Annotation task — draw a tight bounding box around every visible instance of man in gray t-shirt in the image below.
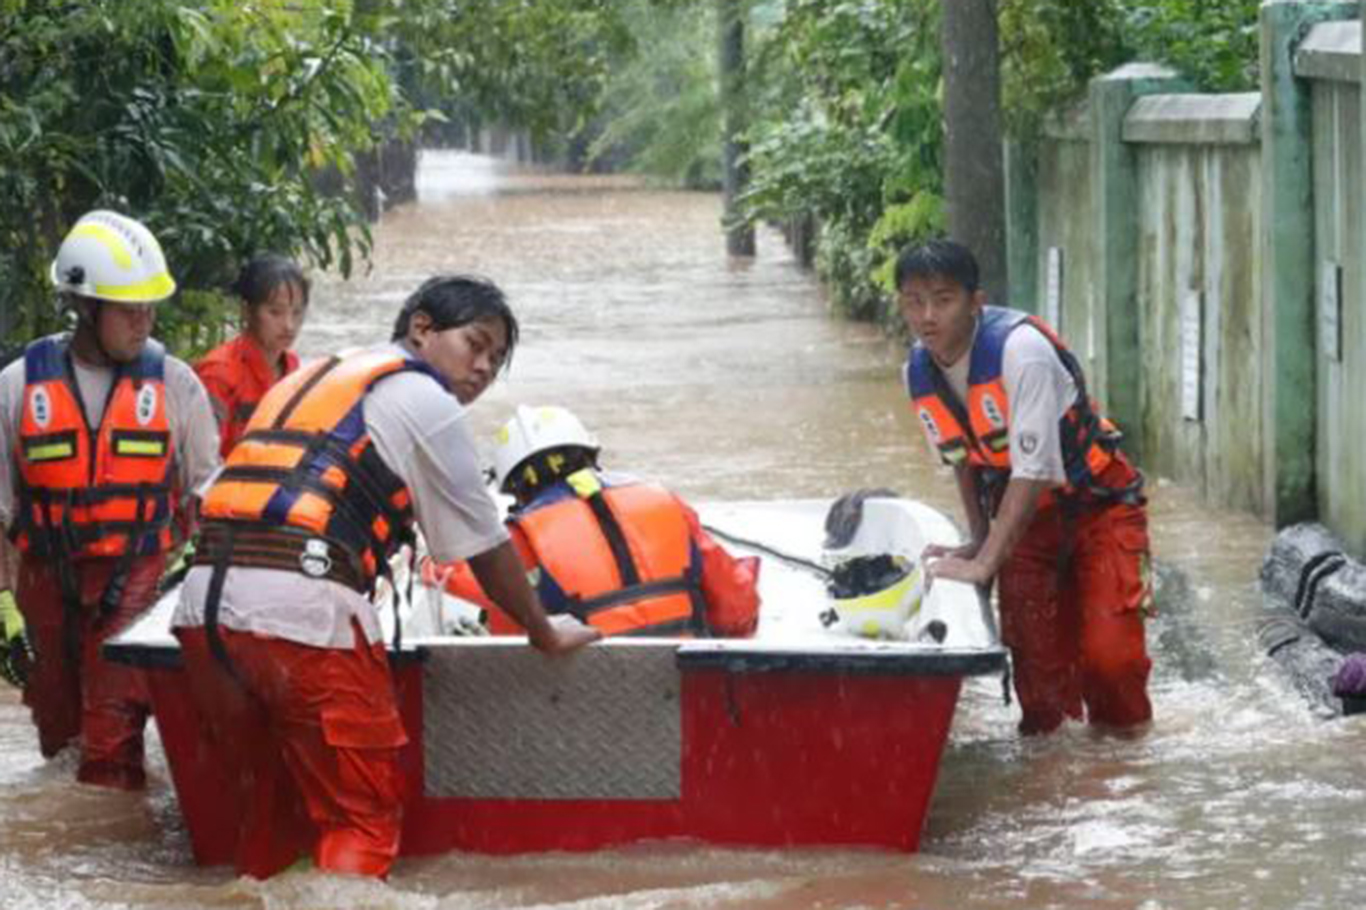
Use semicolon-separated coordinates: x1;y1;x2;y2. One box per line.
899;239;1153;737
172;275;598;880
0;210;220;790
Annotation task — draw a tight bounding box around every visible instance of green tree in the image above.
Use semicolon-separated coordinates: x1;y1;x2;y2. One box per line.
0;0;397;353
740;0;943;320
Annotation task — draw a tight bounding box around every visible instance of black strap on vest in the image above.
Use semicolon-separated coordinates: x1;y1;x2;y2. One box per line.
584;491;641;586
271;355;341;428
202;524;239;678
96;481;148;623
557;488;709;636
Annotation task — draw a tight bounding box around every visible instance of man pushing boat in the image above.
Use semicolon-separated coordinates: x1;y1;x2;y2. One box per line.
171;275;599;879
898;239;1153;735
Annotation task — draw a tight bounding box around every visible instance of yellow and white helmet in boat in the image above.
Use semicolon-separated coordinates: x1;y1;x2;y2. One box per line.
50;210;177;304
822;555;925;641
492;405;600;493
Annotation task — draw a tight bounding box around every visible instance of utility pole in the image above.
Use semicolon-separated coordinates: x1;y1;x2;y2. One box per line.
941;0;1007;301
718;0;755;256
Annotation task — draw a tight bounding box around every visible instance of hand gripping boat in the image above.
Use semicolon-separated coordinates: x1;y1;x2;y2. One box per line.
105;497;1006;861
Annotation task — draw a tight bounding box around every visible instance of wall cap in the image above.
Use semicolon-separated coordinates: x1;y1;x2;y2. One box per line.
1123;93;1262;146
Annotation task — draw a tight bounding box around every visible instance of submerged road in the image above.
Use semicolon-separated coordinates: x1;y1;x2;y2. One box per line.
2;151;1355;910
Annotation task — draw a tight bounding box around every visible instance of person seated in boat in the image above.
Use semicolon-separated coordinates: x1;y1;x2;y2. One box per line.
170;276;600;880
898;239;1153;736
195;254;310;457
429;404;760;638
0;210;221;789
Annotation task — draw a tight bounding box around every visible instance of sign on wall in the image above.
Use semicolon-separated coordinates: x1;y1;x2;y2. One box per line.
1321;260;1343;363
1181;290;1203;422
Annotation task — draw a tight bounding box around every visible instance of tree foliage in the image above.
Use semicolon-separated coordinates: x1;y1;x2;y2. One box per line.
0;0;405;351
738;0;943;320
583;0;721;188
0;0;634;353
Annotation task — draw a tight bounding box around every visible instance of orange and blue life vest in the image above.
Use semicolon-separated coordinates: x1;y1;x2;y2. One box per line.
906;307;1134;501
12;334;176;559
198;349;443;592
511;472;710;637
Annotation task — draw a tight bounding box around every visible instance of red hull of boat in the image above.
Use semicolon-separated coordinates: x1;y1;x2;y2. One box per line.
147;661;964;863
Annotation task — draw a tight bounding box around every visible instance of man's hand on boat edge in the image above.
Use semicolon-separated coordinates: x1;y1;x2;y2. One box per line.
531;613;602;655
922;541;992;590
468;540;602;654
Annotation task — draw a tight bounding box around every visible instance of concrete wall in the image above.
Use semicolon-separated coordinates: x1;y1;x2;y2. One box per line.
1033;128;1100;390
1305;30;1366;550
1129;101;1264;513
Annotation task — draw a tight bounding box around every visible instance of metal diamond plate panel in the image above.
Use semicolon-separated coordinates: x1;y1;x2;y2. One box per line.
422;643;682;800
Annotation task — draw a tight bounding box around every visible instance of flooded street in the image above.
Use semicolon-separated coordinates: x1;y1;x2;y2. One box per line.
3;151;1361;910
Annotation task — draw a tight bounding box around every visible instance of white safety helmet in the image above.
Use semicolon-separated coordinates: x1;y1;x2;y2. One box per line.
821;555;925;641
492;405;600;493
49;210;176;304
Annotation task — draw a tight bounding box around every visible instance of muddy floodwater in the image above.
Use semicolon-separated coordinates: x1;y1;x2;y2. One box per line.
3;152;1359;910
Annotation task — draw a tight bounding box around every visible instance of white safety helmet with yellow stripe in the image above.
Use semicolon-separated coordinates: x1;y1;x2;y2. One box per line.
821;554;926;641
49;210;177;304
492;405;601;494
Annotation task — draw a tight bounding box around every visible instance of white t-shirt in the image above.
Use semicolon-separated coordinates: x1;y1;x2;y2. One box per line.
0;334;222;528
171;345;509;648
915;321;1077;486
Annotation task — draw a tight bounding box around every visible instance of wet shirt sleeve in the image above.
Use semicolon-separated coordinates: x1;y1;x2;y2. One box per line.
166;357;223;497
1001;325;1075;485
0;360;24;531
363;370;508;564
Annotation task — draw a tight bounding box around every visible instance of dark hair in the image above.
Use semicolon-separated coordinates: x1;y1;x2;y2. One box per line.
232;254;310;308
893;239;980;294
391;274;519;370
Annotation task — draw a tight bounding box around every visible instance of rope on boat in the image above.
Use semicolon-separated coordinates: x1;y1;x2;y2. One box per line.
701;523;833;579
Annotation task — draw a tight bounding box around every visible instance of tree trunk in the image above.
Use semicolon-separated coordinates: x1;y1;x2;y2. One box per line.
941;0;1007;302
718;0;755;257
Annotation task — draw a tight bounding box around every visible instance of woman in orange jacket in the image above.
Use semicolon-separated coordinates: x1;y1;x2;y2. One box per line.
195;255;309;457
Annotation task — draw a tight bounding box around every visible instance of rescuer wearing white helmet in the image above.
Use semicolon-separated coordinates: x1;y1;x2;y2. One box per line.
0;210;221;790
431;403;763;638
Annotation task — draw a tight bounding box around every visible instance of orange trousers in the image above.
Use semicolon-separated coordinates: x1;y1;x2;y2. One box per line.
18;553;163;789
174;623;408;879
996;498;1153;735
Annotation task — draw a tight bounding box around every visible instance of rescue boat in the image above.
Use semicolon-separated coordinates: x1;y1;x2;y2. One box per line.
105;497;1006;862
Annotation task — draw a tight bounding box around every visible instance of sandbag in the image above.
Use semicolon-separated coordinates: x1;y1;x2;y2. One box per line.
1305;559;1366;653
1259;523;1345;615
1257;615;1348;719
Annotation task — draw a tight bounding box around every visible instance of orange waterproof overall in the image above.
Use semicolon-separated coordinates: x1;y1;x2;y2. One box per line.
12;335;177;788
178;350;440;878
908;307;1153;734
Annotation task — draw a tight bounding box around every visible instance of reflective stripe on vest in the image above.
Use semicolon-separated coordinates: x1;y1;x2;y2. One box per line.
13;335;175;559
905;307;1124;496
513;475;708;637
199;349;440;588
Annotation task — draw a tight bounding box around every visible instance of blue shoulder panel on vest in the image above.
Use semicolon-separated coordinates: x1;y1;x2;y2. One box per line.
128;339;166;381
905;346;936;397
24;335;68;384
966;307;1029;385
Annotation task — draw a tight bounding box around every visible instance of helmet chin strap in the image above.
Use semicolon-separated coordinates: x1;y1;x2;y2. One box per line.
72;300;128;367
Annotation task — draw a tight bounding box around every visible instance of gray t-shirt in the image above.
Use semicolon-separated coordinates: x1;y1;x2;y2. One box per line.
923;321;1076;486
172;344;508;648
0;333;222;529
